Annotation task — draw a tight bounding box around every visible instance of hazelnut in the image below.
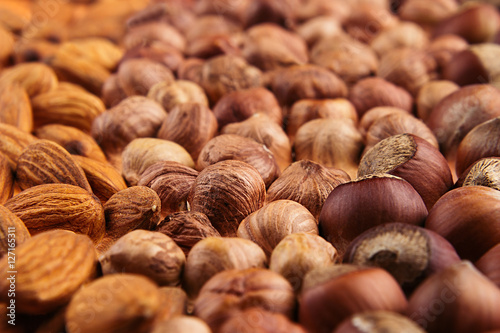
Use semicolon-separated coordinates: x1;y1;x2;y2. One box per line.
270;233;338;294
100;230;185;286
221;113;292;171
147;80;209;113
344;222;460;294
157;103;218;161
101;73;127;108
398;0;458;27
153;287;188;323
407;261;500;333
425;185;500;261
237;200;318;257
427;34;469;71
117;58;175;97
416;80;459;122
121;138;194;186
456;157;500;191
334;311;426;333
266;160;350;220
212;87;283;129
123;21;186;52
296;15;343;48
122;41;184;73
293;118;363;179
183;237;267;298
137;161;198;218
358;133;453;210
348;77;413;118
358;107;411;138
319;174;428;256
151;316;211;333
197;134;281;187
299;265;408;333
370;21;429;57
188;160;266;237
343;4;397;43
155;211;220;256
475;243;500;289
193;268;295;332
219;308;307;333
126;2;195;33
455;117;500;176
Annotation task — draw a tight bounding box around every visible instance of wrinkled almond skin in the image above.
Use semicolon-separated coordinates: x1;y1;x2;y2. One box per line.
0;123;37;170
0;230;96;314
31;86;106;133
16;140;92;192
0;62;58;97
72;155;127;204
65;274;161;333
34;124;107;163
0;84;33;132
0;205;30;258
4;184;105;243
97;186;161;253
0;154;14;204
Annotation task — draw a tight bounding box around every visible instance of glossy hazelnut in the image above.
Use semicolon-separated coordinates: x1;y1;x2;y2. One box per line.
455;157;500;191
319;174;428;256
416;80;459;122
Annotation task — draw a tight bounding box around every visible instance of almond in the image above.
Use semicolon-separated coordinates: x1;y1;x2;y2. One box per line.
4;183;105;243
0;205;30;258
16;140;92;192
0;123;37;170
0;229;96;314
31;85;105;133
0;62;58;98
0;153;14;204
0;84;33;132
65;274;161;333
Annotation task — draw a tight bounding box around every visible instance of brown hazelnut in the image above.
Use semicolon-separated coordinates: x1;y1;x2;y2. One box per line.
425;185;500;261
121;41;184;73
219;308;307;333
455;117;500;176
319;174;428;256
378;47;437;97
293;118;363;179
196;134;280;187
100;230;185;286
266;160;350;220
296;15;343;48
121;138;194;186
126;1;195;33
101;73;127;108
287;98;358;143
147;80;208;113
475;243;500;289
407;261;500;333
334;311;426;333
343;4;397;43
270;233;338;294
310;33;378;85
193;268;295;332
221;113;292;171
157;103;218;161
299;265;408;333
242;23;308;71
348;77;413;118
183;237;267;298
266;64;348;108
155;211;220;256
358;133;453;210
184;15;241;45
343;222;460;294
153;287;188;323
456;157;500;191
177;57;204;82
433;3;500;43
370;21;429;57
416;80;459;122
137;161;198;218
188;160;266;237
212;87;283;129
237;200;318;257
427;34;469;71
151;316;211;333
358;107;410;137
117;58;175;97
398;0;458;27
123;21;186;52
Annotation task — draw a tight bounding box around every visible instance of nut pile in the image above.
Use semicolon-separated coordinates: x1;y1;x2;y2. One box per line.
1;0;500;332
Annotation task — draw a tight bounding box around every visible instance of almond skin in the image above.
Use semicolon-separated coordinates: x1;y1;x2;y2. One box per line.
0;123;37;170
4;183;105;243
0;229;97;314
0;84;33;132
0;153;14;204
16;139;92;192
0;205;30;258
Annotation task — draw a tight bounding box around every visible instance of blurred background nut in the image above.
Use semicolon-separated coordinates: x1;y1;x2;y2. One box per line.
121;41;185;74
266;160;350;220
4;183;105;243
188;160;266;237
0;62;58;98
0;84;33;133
426;34;469;73
0;230;97;315
269;233;338;294
475;243;500;289
97;186;161;253
147;80;209;113
153;287;188;324
295;15;343;48
193;268;296;332
333;311;426;333
397;0;458;28
117;58;175;97
293;118;363;179
151;315;211;333
212;87;283;129
100;229;185;286
137;161;198;218
157;103;218;161
219;308;307;333
370;21;429;57
183;237;267;299
65;274;161;333
123;21;186;52
155;211;220;256
237;200;319;257
416;80;460;122
0;205;30;258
